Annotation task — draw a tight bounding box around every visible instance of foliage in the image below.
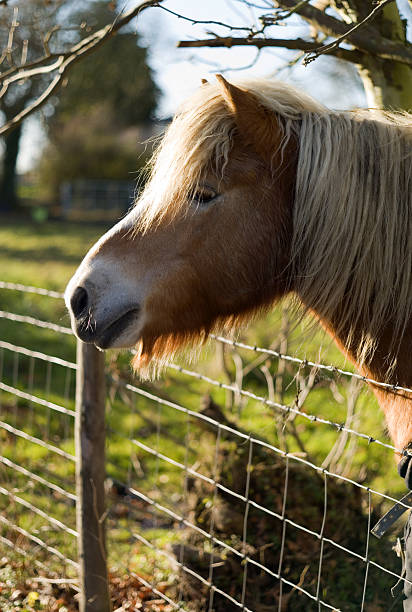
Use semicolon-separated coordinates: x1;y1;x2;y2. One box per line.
176;428;400;611
36;104;150;200
35;2;158;200
53;1;158;127
0;0;158;209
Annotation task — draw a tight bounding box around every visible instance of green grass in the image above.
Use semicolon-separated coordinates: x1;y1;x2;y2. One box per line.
0;216;109;289
0;215;406;610
0;217;107;588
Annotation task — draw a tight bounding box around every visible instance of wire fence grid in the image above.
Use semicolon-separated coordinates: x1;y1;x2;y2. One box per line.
0;283;78;589
0;281;411;611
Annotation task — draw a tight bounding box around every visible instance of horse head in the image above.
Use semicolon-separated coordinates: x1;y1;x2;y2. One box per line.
65;76;303;372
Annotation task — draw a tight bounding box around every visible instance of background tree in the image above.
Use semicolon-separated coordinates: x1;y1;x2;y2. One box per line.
0;0;159;211
177;0;412;112
53;1;158;127
1;0;410;125
37;1;158;199
36;105;154;202
0;0;70;210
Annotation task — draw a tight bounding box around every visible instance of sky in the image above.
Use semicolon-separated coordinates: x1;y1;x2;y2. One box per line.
17;0;412;172
136;0;367;117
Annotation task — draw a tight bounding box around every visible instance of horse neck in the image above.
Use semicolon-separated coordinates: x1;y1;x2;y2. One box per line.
307;306;412;451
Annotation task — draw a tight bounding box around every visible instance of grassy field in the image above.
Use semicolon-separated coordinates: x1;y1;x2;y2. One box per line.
0;215;407;610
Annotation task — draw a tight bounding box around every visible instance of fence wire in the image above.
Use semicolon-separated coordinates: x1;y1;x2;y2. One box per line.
110;324;412;608
0;284;77;583
1;282;411;611
107;372;410;611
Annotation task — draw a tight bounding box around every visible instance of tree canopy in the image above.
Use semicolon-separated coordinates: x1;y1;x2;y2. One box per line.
55;32;157;126
53;1;158;126
0;0;158;209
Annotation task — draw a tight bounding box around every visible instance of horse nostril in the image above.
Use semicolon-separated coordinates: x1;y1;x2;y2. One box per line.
70;286;88;319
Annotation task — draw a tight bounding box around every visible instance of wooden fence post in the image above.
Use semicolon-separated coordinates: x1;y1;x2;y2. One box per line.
75;341;111;612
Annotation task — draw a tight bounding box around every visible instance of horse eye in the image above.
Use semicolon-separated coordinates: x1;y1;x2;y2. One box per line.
191;187;217;206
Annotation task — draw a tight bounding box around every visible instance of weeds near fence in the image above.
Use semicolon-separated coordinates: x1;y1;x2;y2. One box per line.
0;281;410;611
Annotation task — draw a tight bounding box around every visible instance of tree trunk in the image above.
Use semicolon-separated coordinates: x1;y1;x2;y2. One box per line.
0;124;22;212
358;3;412;111
333;1;412;111
357;57;412;111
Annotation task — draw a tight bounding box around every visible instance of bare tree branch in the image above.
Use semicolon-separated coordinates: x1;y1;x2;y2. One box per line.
178;36;364;64
303;0;396;64
177;0;412;70
274;0;412;65
0;0;163;135
0;47;73;84
275;0;377;38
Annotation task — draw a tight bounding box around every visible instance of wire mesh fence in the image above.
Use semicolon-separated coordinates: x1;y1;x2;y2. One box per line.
0;282;78;594
0;281;411;611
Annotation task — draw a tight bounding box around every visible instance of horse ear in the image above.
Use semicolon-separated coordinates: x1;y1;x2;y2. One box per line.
215;74;283;162
215;74;242;113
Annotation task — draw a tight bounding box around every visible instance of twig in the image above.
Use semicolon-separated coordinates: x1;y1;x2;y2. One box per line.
260;0;313;25
275;307;290;403
158;4;258;32
303;0;396;64
274;0;412;65
219;47;262;72
30;577;79;585
20;38;28;67
217;342;235;411
232;350;244;413
261;362;289;451
43;24;60;57
0;0;163;135
5;6;19;68
294;365;319;410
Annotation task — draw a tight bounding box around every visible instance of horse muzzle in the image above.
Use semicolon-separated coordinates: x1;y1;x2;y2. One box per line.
66;278;142;349
65;216;147;349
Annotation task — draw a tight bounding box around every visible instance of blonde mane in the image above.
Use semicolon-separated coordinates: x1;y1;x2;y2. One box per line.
135;78;322;232
294;107;412;366
135;78;412;369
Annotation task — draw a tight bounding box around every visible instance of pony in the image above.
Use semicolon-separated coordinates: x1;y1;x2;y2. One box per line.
65;75;412;486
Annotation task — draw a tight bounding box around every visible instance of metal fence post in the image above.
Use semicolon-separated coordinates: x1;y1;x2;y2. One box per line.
75;341;111;612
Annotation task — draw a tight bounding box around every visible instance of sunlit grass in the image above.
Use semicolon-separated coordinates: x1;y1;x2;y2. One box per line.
0;216;405;610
